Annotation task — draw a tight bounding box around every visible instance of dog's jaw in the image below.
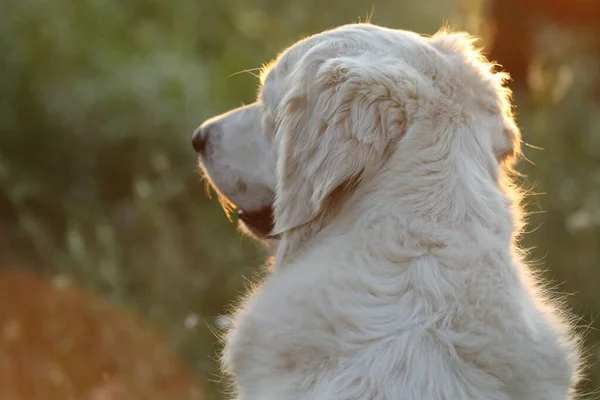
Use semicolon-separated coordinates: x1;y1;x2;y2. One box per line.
237;206;277;240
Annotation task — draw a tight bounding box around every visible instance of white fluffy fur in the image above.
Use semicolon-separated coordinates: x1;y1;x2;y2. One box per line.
198;24;581;399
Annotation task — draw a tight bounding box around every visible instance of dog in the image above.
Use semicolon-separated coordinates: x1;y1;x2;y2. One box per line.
193;23;581;400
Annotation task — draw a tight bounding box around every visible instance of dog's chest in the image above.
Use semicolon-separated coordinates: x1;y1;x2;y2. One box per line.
223;257;578;400
222;267;371;394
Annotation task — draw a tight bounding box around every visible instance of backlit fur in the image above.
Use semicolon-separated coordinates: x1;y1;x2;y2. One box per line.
198;24;581;400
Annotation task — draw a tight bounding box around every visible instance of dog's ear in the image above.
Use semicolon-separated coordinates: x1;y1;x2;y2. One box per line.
429;31;522;165
272;56;416;234
496;110;521;166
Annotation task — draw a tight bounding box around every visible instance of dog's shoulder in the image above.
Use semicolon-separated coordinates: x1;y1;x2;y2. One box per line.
224;225;577;399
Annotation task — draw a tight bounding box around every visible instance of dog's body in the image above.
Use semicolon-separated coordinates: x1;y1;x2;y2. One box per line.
194;24;580;399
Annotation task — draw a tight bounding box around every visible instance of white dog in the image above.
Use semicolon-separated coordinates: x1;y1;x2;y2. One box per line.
193;24;581;400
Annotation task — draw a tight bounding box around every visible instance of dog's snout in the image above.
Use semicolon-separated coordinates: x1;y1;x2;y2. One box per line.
192;126;209;153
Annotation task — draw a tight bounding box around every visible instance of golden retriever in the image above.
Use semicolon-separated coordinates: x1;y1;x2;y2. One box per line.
193;23;581;400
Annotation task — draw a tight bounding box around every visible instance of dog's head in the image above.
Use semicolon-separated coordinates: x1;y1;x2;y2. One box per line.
194;24;520;252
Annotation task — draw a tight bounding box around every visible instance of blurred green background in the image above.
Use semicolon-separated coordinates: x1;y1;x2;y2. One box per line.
0;0;598;399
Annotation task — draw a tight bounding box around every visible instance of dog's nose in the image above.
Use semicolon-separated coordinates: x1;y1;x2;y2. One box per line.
192;126;208;153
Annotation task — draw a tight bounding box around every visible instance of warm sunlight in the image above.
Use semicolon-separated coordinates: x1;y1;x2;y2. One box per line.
1;0;598;398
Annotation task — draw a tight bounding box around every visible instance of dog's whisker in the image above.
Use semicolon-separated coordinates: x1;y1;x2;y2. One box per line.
217;193;236;222
204;179;213;199
227;67;262;79
523;141;545;151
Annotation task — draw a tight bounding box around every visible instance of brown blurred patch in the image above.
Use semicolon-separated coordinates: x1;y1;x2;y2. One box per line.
486;0;600;89
0;270;205;400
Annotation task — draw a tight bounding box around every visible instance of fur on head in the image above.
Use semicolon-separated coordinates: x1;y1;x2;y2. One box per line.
195;24;522;262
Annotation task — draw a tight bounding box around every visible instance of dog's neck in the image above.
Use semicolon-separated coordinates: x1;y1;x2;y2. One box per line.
273;211;333;267
273;137;520;269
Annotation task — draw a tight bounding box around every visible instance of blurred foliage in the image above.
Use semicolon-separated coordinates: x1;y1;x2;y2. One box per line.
0;0;598;398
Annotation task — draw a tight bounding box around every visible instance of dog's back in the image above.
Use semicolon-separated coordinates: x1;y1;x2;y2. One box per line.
195;23;581;399
223;215;579;400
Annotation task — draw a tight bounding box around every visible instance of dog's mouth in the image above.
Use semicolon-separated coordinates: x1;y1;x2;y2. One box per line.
237;206;277;239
